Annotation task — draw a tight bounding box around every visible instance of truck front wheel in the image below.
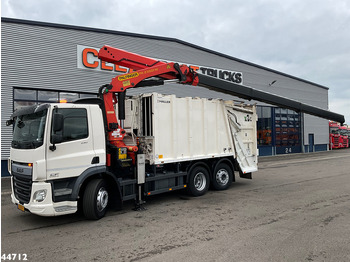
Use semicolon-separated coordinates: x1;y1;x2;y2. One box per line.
187;166;210;197
83;179;109;220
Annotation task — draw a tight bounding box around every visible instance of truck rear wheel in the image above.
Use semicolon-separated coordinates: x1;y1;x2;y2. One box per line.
187;166;210;197
83;179;109;220
212;163;233;190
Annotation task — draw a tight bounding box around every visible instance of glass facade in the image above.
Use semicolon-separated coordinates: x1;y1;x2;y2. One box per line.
257;106;272;146
13;87;97;111
274;108;301;147
257;106;302;155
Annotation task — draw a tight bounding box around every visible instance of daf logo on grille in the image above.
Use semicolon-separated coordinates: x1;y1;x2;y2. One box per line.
16;167;24;173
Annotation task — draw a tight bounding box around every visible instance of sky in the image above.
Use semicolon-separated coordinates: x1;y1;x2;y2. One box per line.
2;0;350;123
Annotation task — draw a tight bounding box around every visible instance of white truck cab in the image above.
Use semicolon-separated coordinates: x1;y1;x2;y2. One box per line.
9;102;105;216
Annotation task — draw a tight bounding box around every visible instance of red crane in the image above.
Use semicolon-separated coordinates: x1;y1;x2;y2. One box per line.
98;45;199;165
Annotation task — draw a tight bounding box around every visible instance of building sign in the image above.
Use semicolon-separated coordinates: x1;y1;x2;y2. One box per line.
77;45;243;84
77;45;133;74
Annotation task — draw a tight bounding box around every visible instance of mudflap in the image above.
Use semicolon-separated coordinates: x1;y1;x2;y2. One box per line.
239;172;252;179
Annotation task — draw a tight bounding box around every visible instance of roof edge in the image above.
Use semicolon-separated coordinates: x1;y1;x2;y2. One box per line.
1;17;329;90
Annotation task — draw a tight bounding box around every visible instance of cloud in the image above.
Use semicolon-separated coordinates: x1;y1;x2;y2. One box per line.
2;0;350;123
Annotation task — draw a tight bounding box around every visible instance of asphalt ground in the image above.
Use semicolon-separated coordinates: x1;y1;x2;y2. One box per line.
1;148;350;261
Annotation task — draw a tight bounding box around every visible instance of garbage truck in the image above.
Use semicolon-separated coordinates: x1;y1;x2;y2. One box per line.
6;45;345;219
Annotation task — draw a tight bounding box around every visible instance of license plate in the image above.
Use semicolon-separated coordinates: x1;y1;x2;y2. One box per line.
17;204;25;212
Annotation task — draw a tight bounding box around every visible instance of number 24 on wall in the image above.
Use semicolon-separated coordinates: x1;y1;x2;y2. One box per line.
285;148;292;153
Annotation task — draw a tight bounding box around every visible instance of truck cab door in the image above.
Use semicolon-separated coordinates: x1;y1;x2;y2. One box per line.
46;106;96;180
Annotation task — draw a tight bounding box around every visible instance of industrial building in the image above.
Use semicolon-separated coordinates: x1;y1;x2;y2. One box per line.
1;18;331;176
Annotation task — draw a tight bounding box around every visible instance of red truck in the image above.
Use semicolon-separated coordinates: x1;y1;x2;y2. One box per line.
339;125;349;148
329;121;349;149
329;121;341;149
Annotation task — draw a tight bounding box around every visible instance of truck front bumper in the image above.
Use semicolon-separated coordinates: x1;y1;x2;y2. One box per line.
11;181;77;217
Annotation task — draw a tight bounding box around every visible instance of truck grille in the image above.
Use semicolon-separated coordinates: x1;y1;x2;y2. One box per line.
334;137;339;146
12;172;33;204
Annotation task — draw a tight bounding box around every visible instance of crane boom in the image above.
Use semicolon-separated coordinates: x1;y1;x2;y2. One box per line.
197;74;345;124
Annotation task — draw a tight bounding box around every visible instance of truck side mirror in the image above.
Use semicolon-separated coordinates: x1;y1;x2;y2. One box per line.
50;113;64;151
6;119;14;126
52;113;64;132
51;134;63;144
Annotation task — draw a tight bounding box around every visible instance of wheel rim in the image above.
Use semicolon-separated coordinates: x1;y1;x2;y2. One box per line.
194;172;206;191
216;169;229;186
96;187;108;212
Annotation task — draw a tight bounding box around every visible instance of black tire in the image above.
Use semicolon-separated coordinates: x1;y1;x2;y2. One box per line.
187;166;210;197
83;179;109;220
212;163;233;190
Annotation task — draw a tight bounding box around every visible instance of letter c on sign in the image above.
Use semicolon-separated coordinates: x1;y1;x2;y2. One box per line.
82;48;98;68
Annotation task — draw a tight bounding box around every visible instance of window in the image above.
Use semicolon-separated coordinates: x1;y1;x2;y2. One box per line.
258;106;301;149
80;93;97;98
14;89;37;110
60;92;79;102
14;89;37;100
257;106;272;146
14;101;37;111
274;107;301;147
38;90;58;102
53;108;88;142
12;109;48;149
13;88;97;111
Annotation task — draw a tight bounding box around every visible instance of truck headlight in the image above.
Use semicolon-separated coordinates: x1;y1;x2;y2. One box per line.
33;189;47;202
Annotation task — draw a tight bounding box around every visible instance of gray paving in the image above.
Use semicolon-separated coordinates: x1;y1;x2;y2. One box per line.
2;149;350;261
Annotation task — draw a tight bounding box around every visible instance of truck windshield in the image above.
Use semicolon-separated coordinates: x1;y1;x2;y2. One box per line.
339;129;348;136
330;127;339;134
12;109;48;149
